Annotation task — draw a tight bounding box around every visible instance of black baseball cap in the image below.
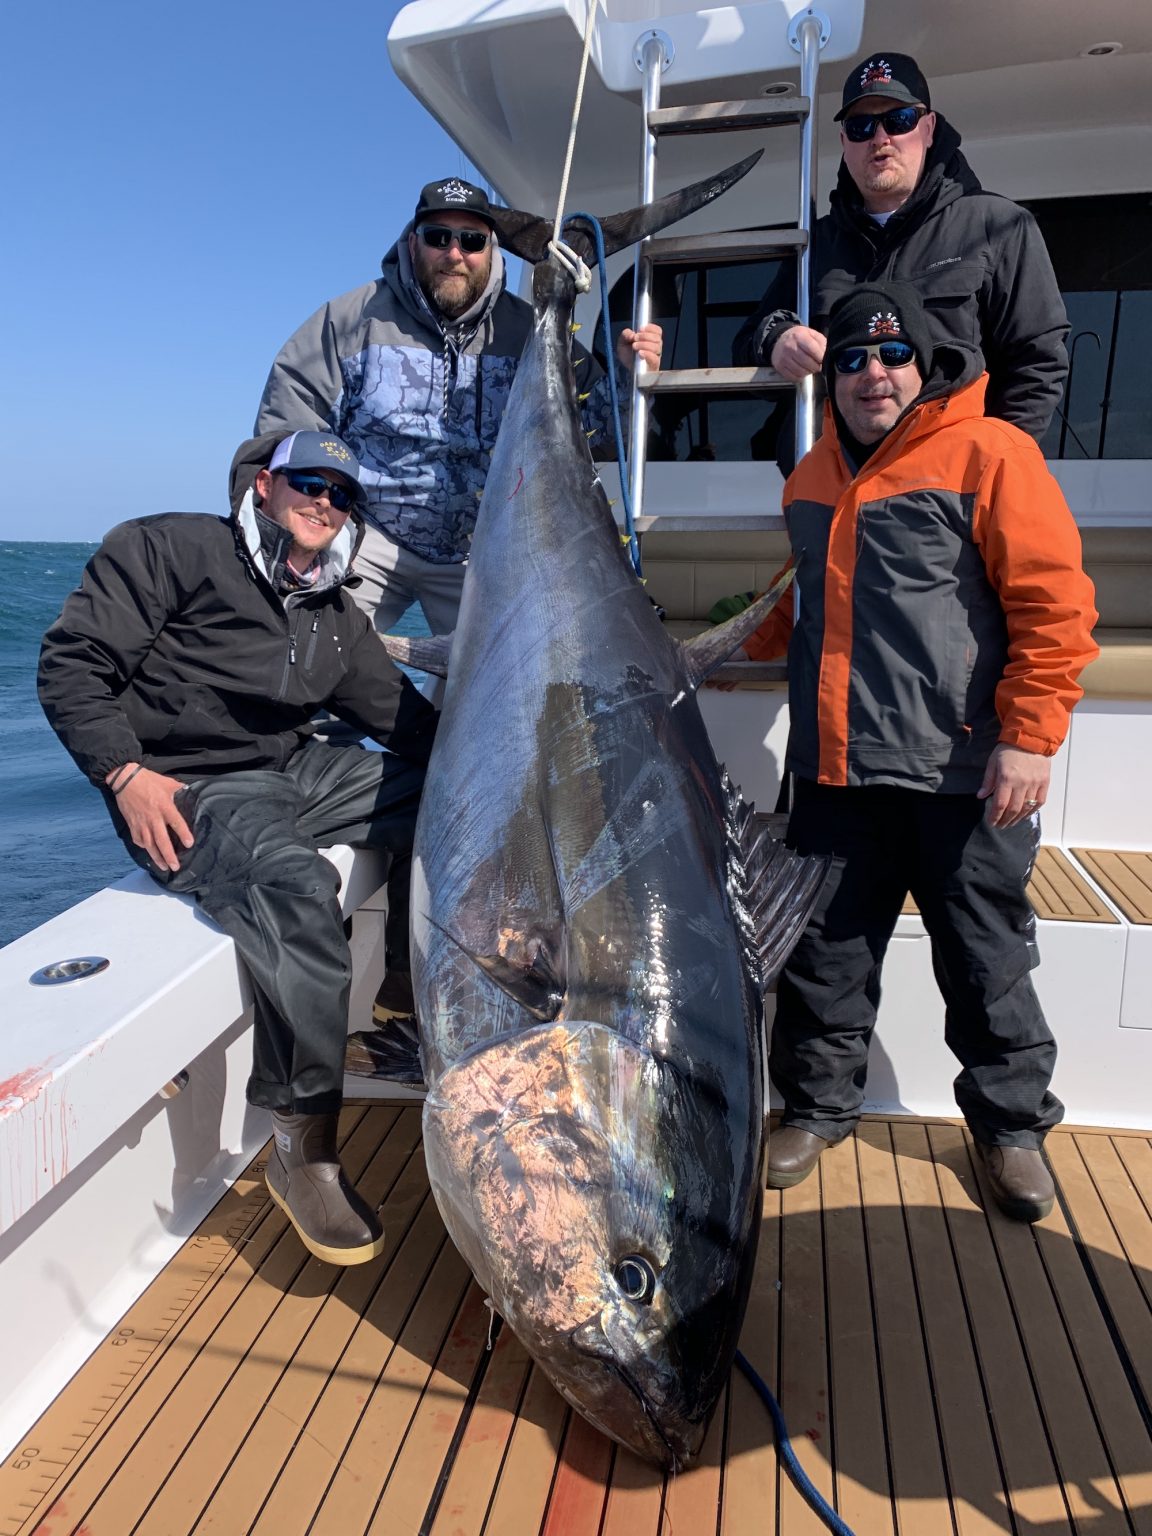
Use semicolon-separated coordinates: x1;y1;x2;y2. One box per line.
834;52;931;120
413;177;497;230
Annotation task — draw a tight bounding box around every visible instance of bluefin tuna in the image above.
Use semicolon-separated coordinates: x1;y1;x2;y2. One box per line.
383;156;828;1468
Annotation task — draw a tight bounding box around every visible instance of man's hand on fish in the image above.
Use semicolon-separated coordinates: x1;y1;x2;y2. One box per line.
111;766;196;872
617;323;663;371
978;743;1051;828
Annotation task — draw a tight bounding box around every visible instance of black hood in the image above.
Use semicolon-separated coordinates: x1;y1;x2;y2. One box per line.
827;333;985;469
829;115;983;241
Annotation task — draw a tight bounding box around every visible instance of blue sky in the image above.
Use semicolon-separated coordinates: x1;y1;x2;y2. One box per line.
3;0;485;541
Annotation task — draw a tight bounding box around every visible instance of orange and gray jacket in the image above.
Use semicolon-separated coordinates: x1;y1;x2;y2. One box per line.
744;350;1098;793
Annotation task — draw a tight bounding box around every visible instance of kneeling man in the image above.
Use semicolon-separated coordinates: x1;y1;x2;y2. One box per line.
39;431;437;1264
741;283;1098;1221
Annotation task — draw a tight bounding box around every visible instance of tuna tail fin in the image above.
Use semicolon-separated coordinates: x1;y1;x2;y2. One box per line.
679;566;794;689
486;150;764;265
381;632;453;679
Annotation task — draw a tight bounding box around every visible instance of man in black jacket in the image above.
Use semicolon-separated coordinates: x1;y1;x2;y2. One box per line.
734;52;1068;466
39;430;438;1268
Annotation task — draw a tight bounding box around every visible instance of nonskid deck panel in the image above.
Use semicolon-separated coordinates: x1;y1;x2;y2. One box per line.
2;1107;1151;1535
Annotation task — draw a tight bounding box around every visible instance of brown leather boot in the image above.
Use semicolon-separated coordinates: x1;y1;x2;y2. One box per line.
766;1126;842;1190
973;1142;1055;1223
266;1112;385;1265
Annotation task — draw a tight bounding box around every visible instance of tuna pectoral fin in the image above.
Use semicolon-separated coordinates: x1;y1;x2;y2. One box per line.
679;567;795;689
487;150;763;265
431;920;565;1022
381;632;453;679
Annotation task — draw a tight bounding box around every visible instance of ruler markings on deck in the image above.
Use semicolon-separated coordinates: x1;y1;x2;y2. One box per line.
0;1165;274;1536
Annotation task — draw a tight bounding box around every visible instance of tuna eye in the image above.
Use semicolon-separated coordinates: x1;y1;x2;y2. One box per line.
614;1255;656;1303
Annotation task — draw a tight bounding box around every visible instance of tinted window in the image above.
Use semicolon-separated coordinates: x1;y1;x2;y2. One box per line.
597;194;1152;461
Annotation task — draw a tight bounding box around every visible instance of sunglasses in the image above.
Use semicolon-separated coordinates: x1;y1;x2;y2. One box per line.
842;104;928;142
419;224;490;253
833;341;917;374
279;470;356;513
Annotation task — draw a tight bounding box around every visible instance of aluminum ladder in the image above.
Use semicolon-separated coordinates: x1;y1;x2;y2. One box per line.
627;11;830;528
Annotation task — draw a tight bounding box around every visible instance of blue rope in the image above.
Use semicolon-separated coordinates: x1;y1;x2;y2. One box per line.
734;1351;858;1535
561;212;641;576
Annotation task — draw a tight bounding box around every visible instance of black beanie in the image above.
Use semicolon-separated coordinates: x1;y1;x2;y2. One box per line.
823;281;934;390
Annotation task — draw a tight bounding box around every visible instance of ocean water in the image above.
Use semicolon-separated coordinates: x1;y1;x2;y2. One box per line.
0;541;431;950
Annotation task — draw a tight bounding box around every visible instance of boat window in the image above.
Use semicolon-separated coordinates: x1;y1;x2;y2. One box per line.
597;194;1152;461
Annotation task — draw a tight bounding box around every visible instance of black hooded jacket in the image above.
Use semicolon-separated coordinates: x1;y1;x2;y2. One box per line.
733;117;1068;444
38;433;437;786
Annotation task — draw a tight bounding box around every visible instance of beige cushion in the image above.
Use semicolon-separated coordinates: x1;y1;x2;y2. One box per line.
1080;629;1152;698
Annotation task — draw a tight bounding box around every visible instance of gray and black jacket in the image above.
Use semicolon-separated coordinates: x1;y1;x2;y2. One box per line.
733;117;1069;446
255;234;625;564
38;435;437;785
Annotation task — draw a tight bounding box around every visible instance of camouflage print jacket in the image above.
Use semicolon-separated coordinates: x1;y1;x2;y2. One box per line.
255;235;625;564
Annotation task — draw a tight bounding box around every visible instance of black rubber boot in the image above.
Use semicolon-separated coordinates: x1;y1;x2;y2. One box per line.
265;1111;385;1265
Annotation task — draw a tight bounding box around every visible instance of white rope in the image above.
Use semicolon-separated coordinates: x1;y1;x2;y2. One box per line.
547;236;592;293
550;0;600;248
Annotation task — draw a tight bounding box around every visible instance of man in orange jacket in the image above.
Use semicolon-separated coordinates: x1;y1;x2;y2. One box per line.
742;281;1098;1221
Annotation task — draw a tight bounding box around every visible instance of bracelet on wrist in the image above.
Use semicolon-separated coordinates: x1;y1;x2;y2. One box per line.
111;764;144;797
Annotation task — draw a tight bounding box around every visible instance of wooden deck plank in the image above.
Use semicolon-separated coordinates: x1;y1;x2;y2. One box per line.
366;1283;498;1536
888;1123;1012;1536
248;1195;450;1534
428;1323;534;1536
598;1446;665;1536
25;1108;384;1536
538;1414;613;1536
776;1163;835;1534
9;1110;1152;1536
482;1367;569;1536
1073;849;1152;923
1077;1134;1152;1310
974;1129;1152;1535
940;1127;1132;1533
719;1189;781;1536
0;1151;276;1535
193;1125;431;1533
855;1123;955;1532
1046;1135;1152;1409
817;1135;895;1535
307;1241;473;1534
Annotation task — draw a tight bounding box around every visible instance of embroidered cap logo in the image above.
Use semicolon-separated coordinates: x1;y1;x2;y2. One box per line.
320;440;353;464
860;57;894;89
868;311;902;338
437;179;472;204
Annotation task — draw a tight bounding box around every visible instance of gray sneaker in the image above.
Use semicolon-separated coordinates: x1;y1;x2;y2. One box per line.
266;1111;385;1265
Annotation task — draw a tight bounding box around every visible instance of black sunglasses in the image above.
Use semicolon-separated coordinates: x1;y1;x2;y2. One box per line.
419;224;490;253
842;104;928;142
834;341;917;374
279;470;356;513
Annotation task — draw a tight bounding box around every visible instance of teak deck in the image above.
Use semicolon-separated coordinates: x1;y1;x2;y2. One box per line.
4;1107;1152;1536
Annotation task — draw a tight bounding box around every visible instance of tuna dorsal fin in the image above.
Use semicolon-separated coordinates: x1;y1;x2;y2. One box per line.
721;771;832;994
381;633;453;679
679;566;794;689
486;150;763;265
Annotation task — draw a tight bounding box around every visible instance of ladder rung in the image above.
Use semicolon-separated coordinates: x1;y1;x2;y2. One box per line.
638;367;790;394
648;98;809;136
642;228;807;266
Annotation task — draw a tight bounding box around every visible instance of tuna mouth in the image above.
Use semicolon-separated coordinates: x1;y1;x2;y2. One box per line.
572;1316;698;1471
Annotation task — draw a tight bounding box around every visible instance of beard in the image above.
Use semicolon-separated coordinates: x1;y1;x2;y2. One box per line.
421;263;489;322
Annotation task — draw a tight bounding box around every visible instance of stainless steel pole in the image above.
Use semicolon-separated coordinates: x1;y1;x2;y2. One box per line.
626;33;667;549
792;12;825;465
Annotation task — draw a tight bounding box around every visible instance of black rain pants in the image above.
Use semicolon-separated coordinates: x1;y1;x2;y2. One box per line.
117;741;425;1115
770;777;1063;1149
